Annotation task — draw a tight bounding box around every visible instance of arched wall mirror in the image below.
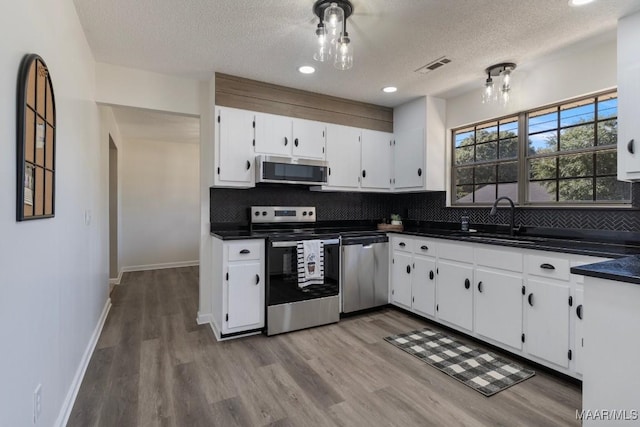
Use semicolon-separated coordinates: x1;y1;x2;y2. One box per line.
17;54;56;221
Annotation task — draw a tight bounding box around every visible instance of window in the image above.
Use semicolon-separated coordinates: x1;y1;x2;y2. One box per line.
452;91;631;206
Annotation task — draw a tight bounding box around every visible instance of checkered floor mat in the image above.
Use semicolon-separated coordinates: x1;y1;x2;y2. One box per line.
384;328;535;396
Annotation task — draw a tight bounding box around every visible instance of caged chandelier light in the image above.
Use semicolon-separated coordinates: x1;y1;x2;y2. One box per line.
312;0;354;70
481;63;517;106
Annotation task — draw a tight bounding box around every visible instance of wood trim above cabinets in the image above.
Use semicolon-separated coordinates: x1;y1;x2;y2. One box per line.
215;73;393;133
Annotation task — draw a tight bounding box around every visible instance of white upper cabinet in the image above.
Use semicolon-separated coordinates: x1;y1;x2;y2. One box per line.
392;96;445;191
617;11;640;180
292;118;326;160
361;129;393;190
393;127;425;189
325;124;361;189
254;112;293;157
215;106;255;187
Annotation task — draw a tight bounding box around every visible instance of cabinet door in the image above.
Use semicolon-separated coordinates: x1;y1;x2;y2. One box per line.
226;261;264;331
393;127;425;190
325;124;361;189
475;268;523;350
254;112;293;156
412;255;436;317
573;286;584;375
437;260;473;331
391;252;413;310
618;12;640;179
292;118;326;159
361;129;392;190
525;279;570;368
216;107;255;185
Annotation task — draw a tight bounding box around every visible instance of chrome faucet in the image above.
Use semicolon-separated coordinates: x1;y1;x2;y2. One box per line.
489;196;516;236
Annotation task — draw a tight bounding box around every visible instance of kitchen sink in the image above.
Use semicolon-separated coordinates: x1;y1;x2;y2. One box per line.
448;231;548;245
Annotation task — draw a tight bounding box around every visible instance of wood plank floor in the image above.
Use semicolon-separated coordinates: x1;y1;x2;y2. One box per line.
68;267;581;427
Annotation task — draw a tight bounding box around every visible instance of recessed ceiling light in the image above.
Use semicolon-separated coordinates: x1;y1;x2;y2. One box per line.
382;86;397;93
568;0;596;6
298;66;316;74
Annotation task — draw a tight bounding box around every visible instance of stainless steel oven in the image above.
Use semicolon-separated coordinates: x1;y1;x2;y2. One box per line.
251;206;340;336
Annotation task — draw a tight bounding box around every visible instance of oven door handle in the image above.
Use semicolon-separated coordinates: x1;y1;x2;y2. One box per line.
270;238;339;248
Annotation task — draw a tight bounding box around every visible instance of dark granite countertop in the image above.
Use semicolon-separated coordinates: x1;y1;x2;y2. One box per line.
210;221;640;258
570;256;640;285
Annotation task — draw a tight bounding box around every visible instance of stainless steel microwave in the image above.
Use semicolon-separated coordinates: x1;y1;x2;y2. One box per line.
255;155;328;185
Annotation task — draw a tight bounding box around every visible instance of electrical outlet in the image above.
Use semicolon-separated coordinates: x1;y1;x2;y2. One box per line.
33;384;42;424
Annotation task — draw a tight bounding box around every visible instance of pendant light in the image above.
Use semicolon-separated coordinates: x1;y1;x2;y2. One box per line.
312;0;354;70
482;63;516;106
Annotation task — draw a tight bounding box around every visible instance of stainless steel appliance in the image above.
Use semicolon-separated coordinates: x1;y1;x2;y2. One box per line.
341;234;389;313
255;155;328;185
251;206;340;335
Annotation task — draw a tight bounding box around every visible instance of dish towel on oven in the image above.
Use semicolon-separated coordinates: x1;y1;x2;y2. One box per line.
297;240;324;288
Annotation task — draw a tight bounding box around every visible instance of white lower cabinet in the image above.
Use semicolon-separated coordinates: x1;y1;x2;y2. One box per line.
436;259;474;331
391;251;413;310
475;268;523;350
218;239;265;337
386;235;608;378
412;255;437;317
524;278;570;368
389;235;437;316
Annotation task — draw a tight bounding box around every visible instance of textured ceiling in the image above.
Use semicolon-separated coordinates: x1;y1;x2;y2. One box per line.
74;0;640;107
112;107;199;144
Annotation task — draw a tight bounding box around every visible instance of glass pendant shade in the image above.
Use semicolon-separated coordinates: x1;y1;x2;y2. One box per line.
324;3;344;37
313;24;330;62
334;35;353;70
481;76;494;104
501;68;512;92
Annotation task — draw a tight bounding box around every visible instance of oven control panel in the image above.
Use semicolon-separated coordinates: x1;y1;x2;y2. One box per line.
251;206;316;223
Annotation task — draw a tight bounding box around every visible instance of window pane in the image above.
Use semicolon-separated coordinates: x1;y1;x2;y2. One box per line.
597;119;617;146
476;141;497;161
455;167;474;185
475;164;496;184
500;118;518;138
598;94;617;120
455;130;474;147
560;99;595;127
474;184;497;203
498;161;518;182
455;146;474;165
529;131;557;155
497;183;518;201
529;157;556;180
558;153;593;178
456;185;474;202
596;177;631;201
596;150;617;176
559;178;593;201
499;137;518;159
559;124;594;151
529;108;557;134
477;121;498;143
529;181;556;202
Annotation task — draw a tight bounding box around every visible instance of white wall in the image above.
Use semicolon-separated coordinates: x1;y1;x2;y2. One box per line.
120;138;200;270
0;1;109;426
444;37;617;204
446;38;616;129
100;106;124;281
96;62;201;116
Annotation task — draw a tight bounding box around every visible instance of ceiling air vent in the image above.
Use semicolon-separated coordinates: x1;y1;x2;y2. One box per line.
415;56;452;74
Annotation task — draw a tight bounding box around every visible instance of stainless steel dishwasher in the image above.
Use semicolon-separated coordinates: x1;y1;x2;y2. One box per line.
341;234;389;313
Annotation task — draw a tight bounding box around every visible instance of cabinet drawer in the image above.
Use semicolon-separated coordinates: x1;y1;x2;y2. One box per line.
476;245;523;272
391;236;414;253
526;253;570;281
227;241;262;261
438;241;474;263
414;238;437;256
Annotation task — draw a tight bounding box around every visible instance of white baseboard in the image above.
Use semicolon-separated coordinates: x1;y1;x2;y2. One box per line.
109;270;124;285
196;311;213;326
120;260;199;275
54;298;112;427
